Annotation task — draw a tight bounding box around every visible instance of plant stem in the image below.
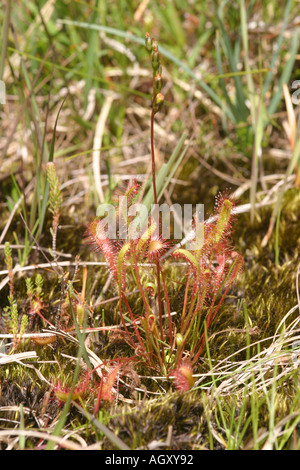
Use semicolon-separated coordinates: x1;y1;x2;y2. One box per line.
121;293;147;353
156;261;165;363
150;105;158;209
150;90;165;365
180;273;191;330
118;299;139;350
160;268;173;349
133;250;151;317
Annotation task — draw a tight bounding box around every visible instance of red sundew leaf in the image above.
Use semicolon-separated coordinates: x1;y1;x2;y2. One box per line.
85;218;118;276
97;364;121;402
147;235;171;260
170;361;195;392
113;180;141;205
214;254;227;292
228;252;244;285
53;373;91;404
214;192;237;237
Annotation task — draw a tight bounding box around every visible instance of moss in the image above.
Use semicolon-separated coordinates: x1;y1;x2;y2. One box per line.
102;391;205;450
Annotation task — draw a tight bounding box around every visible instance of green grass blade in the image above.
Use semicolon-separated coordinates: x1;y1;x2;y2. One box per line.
215;31;237;125
262;0;292;98
240;0;256;125
0;0;11;80
83;0;100;109
39;97;66;235
212;1;248;122
267;30;298;116
250;95;264;222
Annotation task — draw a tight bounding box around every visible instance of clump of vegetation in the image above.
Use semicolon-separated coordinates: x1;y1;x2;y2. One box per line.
85;35;243;385
2;242;28;350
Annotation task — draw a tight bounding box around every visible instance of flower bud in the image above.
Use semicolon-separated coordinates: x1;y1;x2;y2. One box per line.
151;38;158;49
176;333;184;347
145;32;152;53
151;46;160;72
153;92;164;114
154;72;162;94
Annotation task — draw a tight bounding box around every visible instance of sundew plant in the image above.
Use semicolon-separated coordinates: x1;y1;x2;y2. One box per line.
85;35;244;390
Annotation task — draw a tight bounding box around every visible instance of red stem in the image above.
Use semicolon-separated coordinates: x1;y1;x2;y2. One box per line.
180;272;191;330
156;260;165;363
121;293;147;352
150;94;165;364
133;249;151;317
150;105;158;209
160;268;173;349
118;299;138;350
